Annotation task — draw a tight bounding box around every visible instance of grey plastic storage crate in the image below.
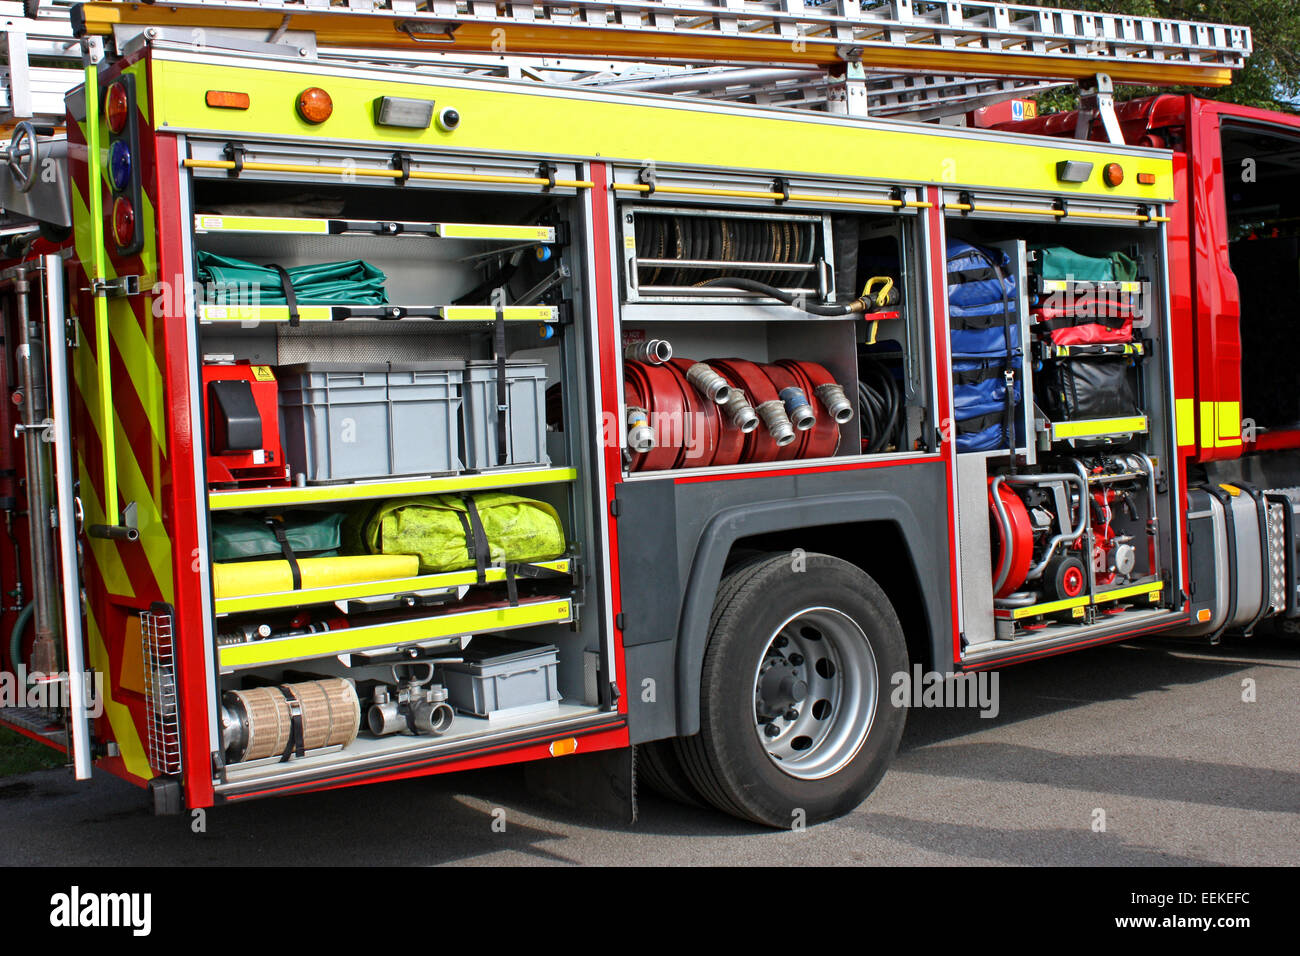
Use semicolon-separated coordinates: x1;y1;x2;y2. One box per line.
440;635;561;719
462;360;549;470
278;362;462;483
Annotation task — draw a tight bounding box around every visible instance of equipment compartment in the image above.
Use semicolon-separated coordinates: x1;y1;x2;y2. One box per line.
616;201;929;473
185;171;612;789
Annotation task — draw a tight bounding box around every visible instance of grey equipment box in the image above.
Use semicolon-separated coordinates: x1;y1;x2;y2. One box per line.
278;361;462;483
440;635;561;720
462;360;549;470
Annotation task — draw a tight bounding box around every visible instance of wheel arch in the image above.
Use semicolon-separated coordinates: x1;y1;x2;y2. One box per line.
673;491;950;737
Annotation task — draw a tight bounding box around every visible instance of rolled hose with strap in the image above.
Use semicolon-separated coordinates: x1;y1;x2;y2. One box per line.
707;358;796;461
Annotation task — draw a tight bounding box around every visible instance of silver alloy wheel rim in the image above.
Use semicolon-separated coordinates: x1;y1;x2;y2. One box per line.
752;606;879;780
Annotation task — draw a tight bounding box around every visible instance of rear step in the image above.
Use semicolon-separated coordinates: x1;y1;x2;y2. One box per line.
0;708;69;749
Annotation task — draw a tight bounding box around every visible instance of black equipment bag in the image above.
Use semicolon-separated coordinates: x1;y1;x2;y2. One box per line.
1041;353;1140;422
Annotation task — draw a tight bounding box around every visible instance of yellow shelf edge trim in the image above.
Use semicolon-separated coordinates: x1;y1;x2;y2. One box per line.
218;597;574;669
215;559;572;615
209;466;579;510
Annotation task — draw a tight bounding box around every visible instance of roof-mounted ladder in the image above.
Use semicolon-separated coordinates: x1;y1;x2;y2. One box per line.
72;0;1251;88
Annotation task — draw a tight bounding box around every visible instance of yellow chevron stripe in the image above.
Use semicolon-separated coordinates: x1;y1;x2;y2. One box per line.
125;59;150;126
73;332;174;604
109;297;167;453
77;453;133;597
70;171;119;282
84;602;151;782
110;409;174;605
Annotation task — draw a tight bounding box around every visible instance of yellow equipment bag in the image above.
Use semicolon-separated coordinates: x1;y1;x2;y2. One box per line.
213;554;419;599
359;493;565;574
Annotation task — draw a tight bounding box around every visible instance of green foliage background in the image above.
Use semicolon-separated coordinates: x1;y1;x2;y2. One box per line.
1034;1;1299;113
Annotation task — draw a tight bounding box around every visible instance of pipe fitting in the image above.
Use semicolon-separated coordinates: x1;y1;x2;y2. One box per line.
722;389;760;433
778;386;816;431
625;339;673;365
756;400;796;447
685;362;731;405
367;682;455;737
814;383;855;424
626;406;656;453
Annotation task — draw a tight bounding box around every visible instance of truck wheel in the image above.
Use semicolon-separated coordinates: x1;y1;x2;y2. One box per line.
636;740;705;807
674;553;908;827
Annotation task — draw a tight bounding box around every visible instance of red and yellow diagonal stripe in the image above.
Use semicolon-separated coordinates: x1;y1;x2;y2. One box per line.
66;58;171;783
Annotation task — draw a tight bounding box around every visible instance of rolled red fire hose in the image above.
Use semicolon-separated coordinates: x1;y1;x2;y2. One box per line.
669;358;743;468
775;359;844;460
708;358;791;464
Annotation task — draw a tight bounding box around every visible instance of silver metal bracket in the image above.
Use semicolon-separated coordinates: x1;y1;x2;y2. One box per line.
91;275;141;298
1076;73;1125;145
825;60;868;118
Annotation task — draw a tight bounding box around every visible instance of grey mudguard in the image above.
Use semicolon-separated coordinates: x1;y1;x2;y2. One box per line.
615;461;953;741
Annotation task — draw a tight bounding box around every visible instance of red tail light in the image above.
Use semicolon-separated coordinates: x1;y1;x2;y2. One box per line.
106;81;130;134
112;197;136;248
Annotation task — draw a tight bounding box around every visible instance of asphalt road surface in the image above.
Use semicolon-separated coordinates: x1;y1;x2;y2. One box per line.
2;633;1297;866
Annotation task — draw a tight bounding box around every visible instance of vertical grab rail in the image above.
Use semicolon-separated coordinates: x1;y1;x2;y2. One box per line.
44;256;93;780
82;60;119;530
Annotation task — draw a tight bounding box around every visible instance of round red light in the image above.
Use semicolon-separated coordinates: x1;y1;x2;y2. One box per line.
1103;162;1124;187
112;196;136;247
297;87;333;125
106;82;130;134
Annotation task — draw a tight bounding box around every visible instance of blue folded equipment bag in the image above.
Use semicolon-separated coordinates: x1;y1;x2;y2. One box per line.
947;240;1020;452
952;359;1021;452
946;240;1017;321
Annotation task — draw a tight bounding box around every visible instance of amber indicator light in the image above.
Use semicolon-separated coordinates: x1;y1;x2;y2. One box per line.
206;90;251;110
297;87;333;124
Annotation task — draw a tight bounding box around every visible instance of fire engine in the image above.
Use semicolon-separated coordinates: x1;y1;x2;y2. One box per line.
0;0;1292;828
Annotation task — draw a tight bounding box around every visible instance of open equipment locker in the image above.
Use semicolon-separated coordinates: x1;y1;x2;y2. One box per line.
177;150;616;790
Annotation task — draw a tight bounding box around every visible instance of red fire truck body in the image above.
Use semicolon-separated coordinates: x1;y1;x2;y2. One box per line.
1;2;1291;829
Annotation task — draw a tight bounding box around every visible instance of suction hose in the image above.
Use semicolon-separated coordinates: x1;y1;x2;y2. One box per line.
8;601;33;674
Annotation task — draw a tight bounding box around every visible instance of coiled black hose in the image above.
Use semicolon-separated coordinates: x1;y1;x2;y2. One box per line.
858;358;902;453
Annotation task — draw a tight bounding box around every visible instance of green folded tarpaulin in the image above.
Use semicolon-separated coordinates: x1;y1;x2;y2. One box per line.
1031;245;1138;283
197;251;389;305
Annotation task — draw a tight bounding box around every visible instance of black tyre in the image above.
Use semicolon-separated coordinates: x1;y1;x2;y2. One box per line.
1044;554;1087;601
674;552;908;827
636;739;705;807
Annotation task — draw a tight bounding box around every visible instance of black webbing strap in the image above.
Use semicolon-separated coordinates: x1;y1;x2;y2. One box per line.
505;564;519;607
502;562;562;608
1039;312;1130;332
949;310;1006;331
493;294;509;467
270;264;300;327
948;266;1002;285
457;494;491;586
264;516;303;590
274;685;306;762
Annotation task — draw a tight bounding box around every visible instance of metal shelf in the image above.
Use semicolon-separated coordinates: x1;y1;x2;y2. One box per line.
197;303;559;323
217;595;574;671
1042;415;1149;442
209;465;577;511
193;214;556;245
215;558;572;616
994;578;1163;621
